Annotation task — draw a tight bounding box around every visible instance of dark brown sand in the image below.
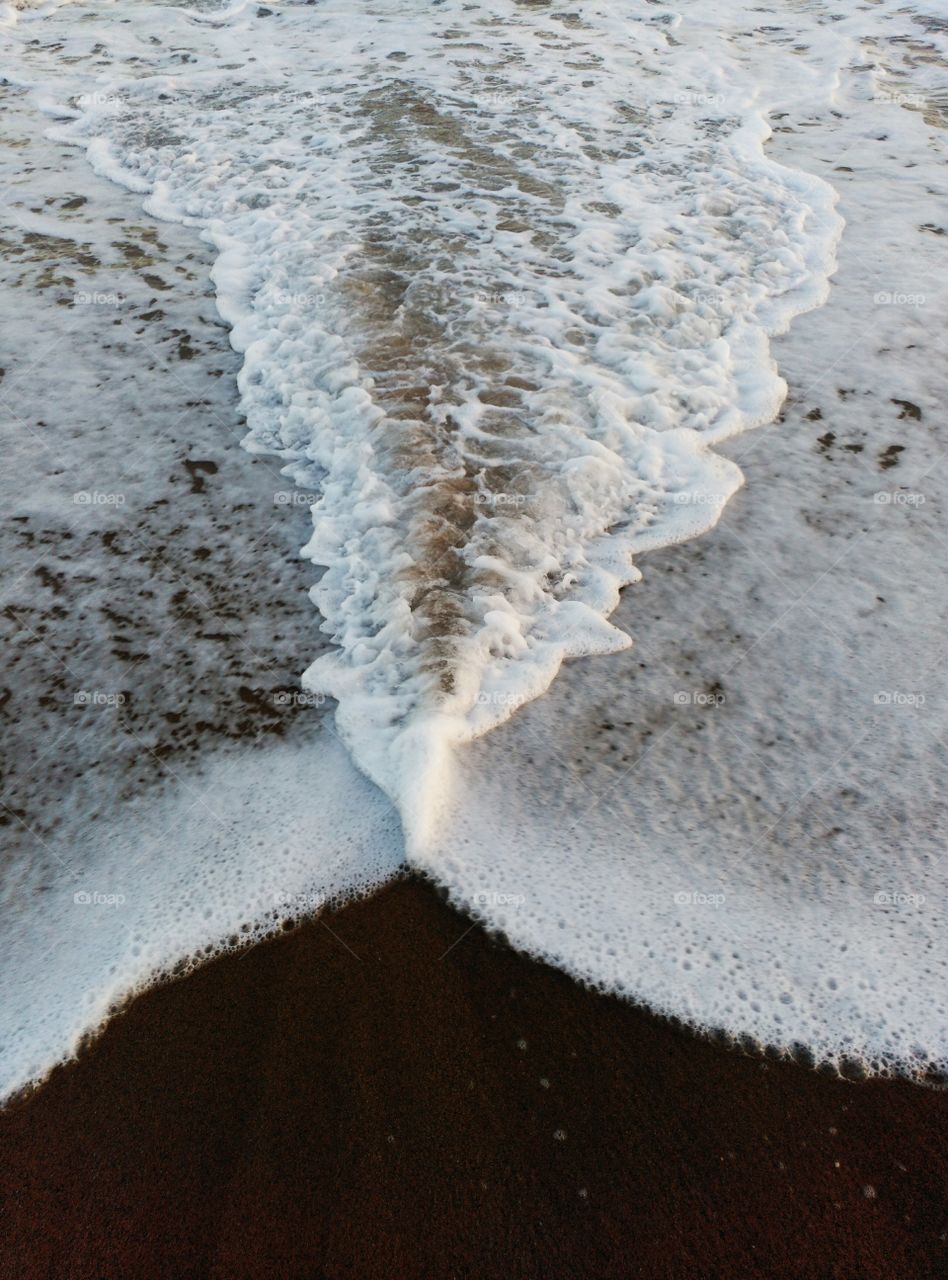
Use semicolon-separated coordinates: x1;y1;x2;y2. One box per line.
1;876;945;1280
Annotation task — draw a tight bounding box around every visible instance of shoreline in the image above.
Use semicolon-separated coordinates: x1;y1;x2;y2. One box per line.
2;875;945;1280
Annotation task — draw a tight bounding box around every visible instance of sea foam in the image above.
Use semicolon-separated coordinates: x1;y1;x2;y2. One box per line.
39;0;844;834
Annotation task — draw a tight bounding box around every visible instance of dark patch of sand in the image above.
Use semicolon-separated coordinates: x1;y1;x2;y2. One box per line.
1;876;945;1279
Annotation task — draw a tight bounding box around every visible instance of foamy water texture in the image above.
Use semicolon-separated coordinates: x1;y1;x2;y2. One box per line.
1;0;946;1091
8;0;847;827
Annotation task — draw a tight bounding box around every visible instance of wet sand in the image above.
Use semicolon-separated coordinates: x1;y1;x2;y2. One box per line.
1;875;945;1280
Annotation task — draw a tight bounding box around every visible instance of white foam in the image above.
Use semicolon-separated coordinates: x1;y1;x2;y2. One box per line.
0;736;402;1103
413;734;946;1079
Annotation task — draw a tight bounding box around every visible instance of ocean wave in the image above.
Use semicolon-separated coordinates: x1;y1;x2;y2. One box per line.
36;0;844;838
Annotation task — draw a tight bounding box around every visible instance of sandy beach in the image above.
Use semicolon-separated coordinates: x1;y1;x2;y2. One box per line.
2;875;946;1279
